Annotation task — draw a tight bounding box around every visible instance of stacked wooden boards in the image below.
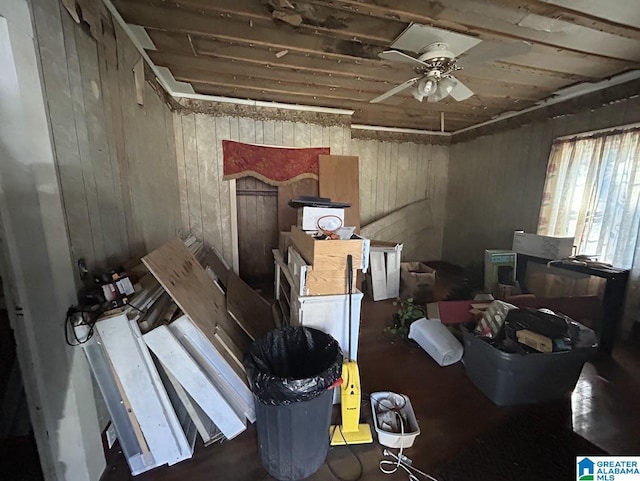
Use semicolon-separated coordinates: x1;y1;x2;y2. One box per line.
80;237;276;475
141;238;252;372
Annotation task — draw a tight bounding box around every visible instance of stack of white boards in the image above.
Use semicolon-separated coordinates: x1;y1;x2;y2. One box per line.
81;313;196;475
79;237;261;475
82;312;256;475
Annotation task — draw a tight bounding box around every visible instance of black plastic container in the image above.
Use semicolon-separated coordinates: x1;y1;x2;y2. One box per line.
244;327;342;481
254;389;333;480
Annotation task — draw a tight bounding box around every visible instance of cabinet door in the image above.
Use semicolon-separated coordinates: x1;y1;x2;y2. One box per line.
297;292;363;360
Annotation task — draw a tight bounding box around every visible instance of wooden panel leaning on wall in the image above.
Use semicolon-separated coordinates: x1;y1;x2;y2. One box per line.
319;155;361;232
142;238;252;373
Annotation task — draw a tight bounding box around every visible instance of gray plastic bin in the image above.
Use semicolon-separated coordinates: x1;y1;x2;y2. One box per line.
462;326;598;406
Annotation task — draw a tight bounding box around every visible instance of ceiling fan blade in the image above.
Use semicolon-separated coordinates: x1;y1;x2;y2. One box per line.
378;50;429;68
448;76;474;101
370;76;421;103
390;24;483;57
457;40;532;68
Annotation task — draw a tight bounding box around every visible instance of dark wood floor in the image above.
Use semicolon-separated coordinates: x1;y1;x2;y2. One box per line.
101;298;640;481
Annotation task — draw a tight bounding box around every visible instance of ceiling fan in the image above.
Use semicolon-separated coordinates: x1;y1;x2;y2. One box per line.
370;24;530;104
371;42;473;104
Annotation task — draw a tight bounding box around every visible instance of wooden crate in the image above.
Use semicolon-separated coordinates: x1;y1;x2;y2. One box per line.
288;246;357;296
291;226;367;271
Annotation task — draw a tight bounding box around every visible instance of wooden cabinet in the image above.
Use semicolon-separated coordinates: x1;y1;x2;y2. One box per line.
273;248;363;360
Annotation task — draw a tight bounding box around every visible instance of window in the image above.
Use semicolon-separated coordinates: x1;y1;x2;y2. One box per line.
537;127;640;268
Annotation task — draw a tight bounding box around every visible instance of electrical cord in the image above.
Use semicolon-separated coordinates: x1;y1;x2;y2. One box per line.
370;392;440;481
326;397;365;481
65;301;145;346
381;449;440;481
65;306;100;346
326;424;365;481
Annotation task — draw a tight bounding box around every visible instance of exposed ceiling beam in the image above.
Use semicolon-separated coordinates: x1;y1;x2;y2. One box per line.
312;0;640;62
452;75;640;141
103;0;640;136
172;0;406;45
147;29;592;92
491;0;640;40
113;0;388;59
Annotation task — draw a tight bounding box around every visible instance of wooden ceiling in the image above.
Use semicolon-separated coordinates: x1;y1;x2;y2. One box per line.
111;0;640;132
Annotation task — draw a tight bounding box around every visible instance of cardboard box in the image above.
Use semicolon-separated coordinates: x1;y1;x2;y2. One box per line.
512;231;574;259
365;241;403;301
516;329;552;353
399;262;436;303
297;206;345;231
288;246;357;296
291;226;369;272
484;250;517;294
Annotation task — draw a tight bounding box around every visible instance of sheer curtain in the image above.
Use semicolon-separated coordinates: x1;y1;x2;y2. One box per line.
537;128;640;334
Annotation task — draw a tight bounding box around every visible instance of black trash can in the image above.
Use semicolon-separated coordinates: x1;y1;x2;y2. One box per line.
244;327;343;481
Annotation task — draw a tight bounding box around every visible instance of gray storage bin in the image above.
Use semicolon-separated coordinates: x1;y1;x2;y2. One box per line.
462;326;597;406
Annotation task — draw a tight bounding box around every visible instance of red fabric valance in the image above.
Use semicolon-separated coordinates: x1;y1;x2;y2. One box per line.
222;140;330;186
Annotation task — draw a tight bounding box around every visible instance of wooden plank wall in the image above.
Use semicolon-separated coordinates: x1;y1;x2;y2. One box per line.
175;120;449;265
173;114;351;266
351;139;449;261
38;5;181;285
443;96;640;267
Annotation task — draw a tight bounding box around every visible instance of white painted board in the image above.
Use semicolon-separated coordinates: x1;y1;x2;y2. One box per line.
169;316;256;423
160;366;224;446
95;314;192;467
143;325;246;440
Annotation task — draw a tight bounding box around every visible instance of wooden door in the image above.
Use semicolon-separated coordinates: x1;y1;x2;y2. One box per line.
236;177;278;284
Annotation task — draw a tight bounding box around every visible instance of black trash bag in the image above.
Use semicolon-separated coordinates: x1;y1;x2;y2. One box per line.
244;327;343;406
505;308;569;339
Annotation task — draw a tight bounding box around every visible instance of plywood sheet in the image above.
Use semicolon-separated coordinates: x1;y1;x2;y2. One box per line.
201;247;230;289
226;271;275;340
142;238;252;358
319;155;360;232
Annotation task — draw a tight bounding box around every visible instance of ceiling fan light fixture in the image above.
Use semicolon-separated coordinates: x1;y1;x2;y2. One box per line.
427;76;458;102
412;77;437;102
439;76;457;95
